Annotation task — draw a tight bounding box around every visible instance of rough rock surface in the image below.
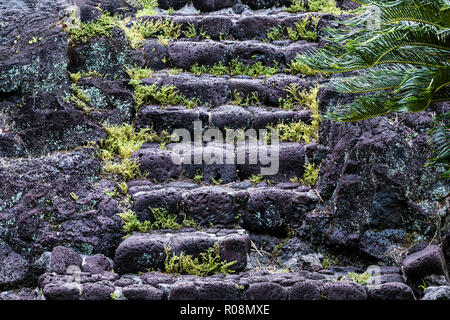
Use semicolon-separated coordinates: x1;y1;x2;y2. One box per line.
0;0;448;301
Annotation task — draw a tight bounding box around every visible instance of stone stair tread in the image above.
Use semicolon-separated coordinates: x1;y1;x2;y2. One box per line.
114;228;250;274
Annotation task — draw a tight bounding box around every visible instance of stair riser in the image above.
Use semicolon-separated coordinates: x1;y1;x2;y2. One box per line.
131;186;319;234
135;105;312;134
139;74;316;107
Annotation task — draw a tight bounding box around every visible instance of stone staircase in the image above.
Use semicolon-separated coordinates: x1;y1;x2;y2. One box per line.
1;0;448;301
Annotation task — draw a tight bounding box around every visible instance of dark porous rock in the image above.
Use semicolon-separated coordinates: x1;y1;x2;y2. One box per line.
122;284;164;300
74;0;136;21
183;146;237;184
219;233;251;271
193;0;236;12
253;109;311;129
168;41;229;69
135;105;204;134
131;148;183;182
0;132;24;158
289;281;321;300
321;281;367;300
228;78;267;104
81;281;115;300
265;75;308;106
43;283;81;300
76;77;134;125
114;235;166;274
366;273;405;285
284;41;319;64
169;281;198;300
141;272;176;287
142;39;168;70
423;274;450;287
0;244;30;290
367;283;415;300
182;187;235;225
157;0;190;10
50;246;83;275
114;230;249;274
245;282;286;300
12;99;105;156
70;28;141;79
242;188;297;234
237;143;305;183
132;188;182;221
163;74;229;107
198;17;232;40
422;286;450;300
198;281;240;300
402;245;449;284
210;105;253;131
231;16;282;41
82;254;112;274
231;42;285;67
241;0;288;10
0;288;42;301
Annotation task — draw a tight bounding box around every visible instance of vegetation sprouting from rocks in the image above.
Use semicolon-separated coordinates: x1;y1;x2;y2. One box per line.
190;59;280;78
164;243;237;276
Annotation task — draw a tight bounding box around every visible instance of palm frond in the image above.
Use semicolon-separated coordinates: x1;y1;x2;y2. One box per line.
301;24;450;73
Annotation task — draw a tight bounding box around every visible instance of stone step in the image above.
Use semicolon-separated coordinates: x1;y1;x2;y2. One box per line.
138;73;321;107
114;229;250;274
130;141;322;184
144;38;318;71
135;104;312;134
140;11;340;41
37;267;414;300
128;181;320;234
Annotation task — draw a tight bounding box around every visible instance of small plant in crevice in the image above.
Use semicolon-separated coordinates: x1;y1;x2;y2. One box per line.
336;272;371;285
126;66;153;81
249;174;270;185
67;11;119;43
190;59;280;78
131;82;202;110
135;0;159;17
230;90;261;107
193;169;204;183
99;123;173;180
290;162;321;186
163;243;237;276
286;0;342;15
288;15;321;41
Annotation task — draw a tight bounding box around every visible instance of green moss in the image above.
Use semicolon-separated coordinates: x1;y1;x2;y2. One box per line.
290;162;321;186
287;15;321;41
132;83;201;109
98;123;174;180
271;85;321;144
190;59;280;78
136;0;158;17
125;18;181;48
286;0;341;14
164;243;237;276
118;208;199;238
68;12;119;43
321;255;339;269
230;90;261;107
249;174;269;185
337;272;371;285
126;66;153;81
193;169;204;183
